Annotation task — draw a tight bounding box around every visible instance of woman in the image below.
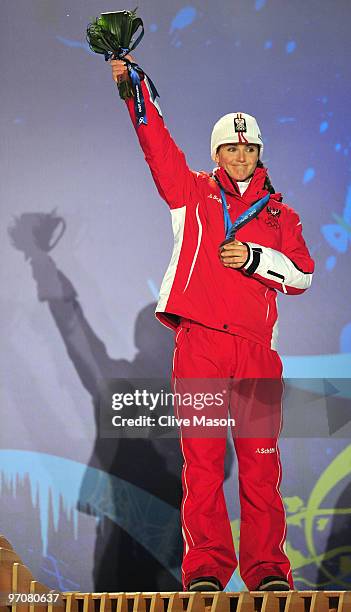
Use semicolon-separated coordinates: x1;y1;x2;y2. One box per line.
109;58;314;592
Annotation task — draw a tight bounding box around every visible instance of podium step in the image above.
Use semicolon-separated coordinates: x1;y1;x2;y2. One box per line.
0;536;350;612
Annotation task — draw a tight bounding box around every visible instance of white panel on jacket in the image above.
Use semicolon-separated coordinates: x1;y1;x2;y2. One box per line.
156;206;186;311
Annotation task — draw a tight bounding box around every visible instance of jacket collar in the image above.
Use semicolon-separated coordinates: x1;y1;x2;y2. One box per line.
212;165;282;203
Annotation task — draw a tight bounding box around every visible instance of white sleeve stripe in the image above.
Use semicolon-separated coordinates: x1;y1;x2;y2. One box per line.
245;242;313;290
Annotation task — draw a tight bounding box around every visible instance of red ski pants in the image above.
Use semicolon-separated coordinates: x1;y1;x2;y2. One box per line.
171;319;293;591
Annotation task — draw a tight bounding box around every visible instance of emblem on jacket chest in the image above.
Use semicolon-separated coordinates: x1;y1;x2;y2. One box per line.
265;206;281;229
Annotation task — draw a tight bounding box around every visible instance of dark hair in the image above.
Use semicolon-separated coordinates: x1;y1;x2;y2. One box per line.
257;158;276;195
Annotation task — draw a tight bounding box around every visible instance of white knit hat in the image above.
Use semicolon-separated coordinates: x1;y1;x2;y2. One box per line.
210;112;264;161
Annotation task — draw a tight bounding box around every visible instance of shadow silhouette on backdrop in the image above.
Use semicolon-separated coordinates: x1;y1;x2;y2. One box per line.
8;211;182;590
8;211;234;591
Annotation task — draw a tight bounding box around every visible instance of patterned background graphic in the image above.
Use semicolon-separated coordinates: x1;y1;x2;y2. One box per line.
1;0;350;593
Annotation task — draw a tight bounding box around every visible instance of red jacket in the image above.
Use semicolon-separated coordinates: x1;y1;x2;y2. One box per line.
125;79;314;350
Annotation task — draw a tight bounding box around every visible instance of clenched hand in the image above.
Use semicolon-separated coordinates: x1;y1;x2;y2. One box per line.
109;54;134;83
219;240;249;269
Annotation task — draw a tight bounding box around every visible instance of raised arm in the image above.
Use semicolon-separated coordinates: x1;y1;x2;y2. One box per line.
110;57;199;209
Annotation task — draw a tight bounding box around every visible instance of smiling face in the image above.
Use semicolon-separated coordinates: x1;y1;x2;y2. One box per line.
215;143;260;182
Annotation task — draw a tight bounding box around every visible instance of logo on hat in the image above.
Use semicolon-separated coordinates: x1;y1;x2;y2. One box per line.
234;116;247;132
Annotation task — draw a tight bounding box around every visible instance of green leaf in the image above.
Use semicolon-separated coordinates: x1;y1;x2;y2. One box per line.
86;9;143;56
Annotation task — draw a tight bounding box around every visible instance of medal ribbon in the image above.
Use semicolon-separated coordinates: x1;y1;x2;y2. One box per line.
104;25;159;126
219;187;270;242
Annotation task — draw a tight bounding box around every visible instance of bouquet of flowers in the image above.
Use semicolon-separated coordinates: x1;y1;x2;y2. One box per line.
86;8;144;101
87;9;158;125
